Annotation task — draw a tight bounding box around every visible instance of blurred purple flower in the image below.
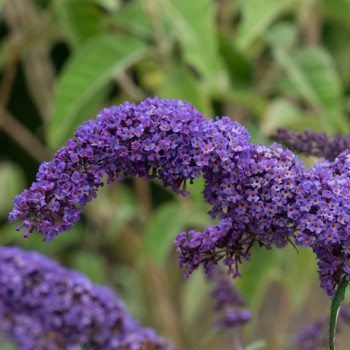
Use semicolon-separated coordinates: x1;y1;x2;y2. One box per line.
273;128;350;161
209;267;250;329
294;303;350;350
294;317;328;350
0;246;175;350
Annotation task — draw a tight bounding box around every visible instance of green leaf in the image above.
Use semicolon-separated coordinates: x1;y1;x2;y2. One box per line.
262;97;318;135
70;251;108;284
237;245;278;309
0;162;26;216
57;0;104;46
322;0;350;27
236;0;293;51
112;0;152;38
48;34;149;149
94;0;120;12
329;276;348;350
181;269;210;327
165;0;227;87
111;265;144;319
219;33;254;87
264;21;297;49
0;340;16;350
278;246;317;311
141;202;182;265
274;46;349;134
154;66;212;116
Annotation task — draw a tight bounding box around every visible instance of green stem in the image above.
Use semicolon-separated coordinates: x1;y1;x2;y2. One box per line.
329;276;348;350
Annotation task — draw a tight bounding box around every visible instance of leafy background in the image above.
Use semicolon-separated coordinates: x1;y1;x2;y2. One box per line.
1;0;350;349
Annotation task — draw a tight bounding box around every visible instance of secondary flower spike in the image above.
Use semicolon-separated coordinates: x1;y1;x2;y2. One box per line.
9;97;350;296
273;128;350;161
0;246;175;350
209;267;251;329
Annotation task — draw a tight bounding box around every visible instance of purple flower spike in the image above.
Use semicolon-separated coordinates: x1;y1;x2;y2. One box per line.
176;143;304;280
9;98;207;241
273;128;350;161
289;152;350;295
0;246;175;350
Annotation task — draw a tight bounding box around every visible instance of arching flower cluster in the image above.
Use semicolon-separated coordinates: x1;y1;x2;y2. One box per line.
8;97;350;296
0;246;174;350
9;98;206;241
273;127;350;161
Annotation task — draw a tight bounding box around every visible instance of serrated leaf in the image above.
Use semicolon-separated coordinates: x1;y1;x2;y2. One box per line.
274;46;349;133
236;0;293;51
165;0;227;88
48;34;149;149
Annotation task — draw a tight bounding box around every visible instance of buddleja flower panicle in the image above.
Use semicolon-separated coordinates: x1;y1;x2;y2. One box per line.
289;151;350;295
9;98;206;241
0;246;174;350
9;97;350;296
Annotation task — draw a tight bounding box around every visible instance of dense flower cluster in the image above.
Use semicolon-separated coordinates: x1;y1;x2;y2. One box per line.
273;128;350;161
209;267;250;329
0;247;174;350
9;97;350;296
289;151;350;295
9;98;206;241
176;142;304;278
294;303;350;350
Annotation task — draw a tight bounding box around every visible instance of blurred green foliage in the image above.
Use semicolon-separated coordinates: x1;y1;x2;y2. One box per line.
1;0;350;349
